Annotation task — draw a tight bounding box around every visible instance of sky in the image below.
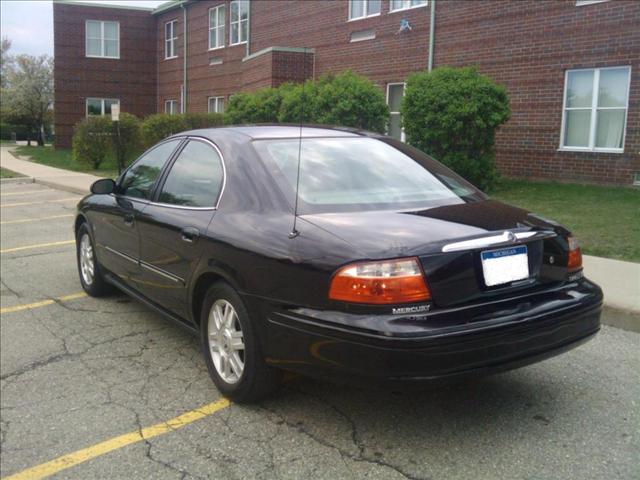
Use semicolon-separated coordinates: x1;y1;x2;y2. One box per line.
1;0;167;57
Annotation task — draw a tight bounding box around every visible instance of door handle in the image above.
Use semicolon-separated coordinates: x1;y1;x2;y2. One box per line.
123;213;135;227
181;227;200;243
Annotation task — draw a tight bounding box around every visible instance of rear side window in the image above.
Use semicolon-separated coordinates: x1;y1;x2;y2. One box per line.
119;139;181;199
158;140;224;207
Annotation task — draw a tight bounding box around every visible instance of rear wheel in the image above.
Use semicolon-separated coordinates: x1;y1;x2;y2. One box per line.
200;283;281;402
76;223;112;297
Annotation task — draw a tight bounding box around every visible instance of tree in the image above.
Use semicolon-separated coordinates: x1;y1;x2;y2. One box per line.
402;67;511;191
1;37;13;88
4;54;54;146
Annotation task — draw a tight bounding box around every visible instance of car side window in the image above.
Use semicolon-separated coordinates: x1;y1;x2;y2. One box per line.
119;139;181;200
158;140;224;207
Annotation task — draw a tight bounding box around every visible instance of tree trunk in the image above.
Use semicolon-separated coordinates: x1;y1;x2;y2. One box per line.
37;125;45;146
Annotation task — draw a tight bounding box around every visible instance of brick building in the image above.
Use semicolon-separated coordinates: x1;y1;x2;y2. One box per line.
53;0;640;185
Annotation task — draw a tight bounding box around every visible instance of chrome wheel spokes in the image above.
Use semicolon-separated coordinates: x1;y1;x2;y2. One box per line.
208;299;245;384
79;234;95;286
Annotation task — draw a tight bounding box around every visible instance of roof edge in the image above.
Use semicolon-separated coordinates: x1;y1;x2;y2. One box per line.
243;46;316;63
151;0;189;15
53;0;155;12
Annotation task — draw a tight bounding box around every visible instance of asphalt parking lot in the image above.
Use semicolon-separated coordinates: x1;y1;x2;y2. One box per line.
1;181;639;480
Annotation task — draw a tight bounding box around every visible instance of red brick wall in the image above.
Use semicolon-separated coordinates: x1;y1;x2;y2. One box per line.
434;0;640;185
53;3;157;148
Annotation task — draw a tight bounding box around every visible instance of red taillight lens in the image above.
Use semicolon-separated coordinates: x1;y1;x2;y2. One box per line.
567;236;582;272
329;258;431;304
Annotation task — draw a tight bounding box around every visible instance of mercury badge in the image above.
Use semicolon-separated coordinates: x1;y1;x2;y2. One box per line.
392;304;431;315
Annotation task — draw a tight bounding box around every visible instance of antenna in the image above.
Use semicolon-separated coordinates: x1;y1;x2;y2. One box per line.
288;46;307;239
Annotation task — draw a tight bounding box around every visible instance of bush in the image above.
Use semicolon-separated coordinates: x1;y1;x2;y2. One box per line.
279;71;389;132
225;71;389;133
140;113;225;148
403;67;511;191
72;116;113;169
225;87;291;124
0;123;31;141
113;112;142;168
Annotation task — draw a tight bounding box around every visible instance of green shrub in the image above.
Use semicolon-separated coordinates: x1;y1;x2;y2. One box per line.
225;71;389;133
403;67;511;191
225;86;292;124
183;112;225;130
279;71;389;133
140;114;187;149
0;123;31;141
113;112;142;168
72;116;112;169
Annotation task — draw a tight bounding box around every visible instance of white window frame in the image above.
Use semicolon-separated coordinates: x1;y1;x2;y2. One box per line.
209;4;225;50
559;66;631;153
86;98;120;117
576;0;609;6
165;20;178;60
208;96;226;114
348;0;381;22
386;82;405;142
389;0;428;13
165;99;178;115
230;0;249;46
85;20;120;59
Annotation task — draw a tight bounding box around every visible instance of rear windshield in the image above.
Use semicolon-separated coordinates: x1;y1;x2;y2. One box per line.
253;137;482;214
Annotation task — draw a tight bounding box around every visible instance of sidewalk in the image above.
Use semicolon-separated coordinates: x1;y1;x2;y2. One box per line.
0;146;99;195
1;145;638;316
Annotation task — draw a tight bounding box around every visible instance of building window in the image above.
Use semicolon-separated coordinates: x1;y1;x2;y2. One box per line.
165;20;178;59
86;98;119;117
230;0;249;46
85;20;119;59
208;96;226;114
387;83;405;141
209;5;225;50
560;66;630;152
390;0;427;12
348;0;381;20
165;99;178;115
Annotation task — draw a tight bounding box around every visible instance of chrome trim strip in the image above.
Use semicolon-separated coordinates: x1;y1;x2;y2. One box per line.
442;230;556;253
104;245;138;264
140;260;184;284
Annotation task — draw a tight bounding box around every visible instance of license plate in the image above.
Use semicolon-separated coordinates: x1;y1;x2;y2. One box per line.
481;245;529;287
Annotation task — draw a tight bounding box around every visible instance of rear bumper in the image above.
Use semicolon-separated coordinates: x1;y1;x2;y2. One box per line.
256;279;603;385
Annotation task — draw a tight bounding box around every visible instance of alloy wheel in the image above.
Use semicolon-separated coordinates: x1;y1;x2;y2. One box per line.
79;233;95;286
208;299;245;384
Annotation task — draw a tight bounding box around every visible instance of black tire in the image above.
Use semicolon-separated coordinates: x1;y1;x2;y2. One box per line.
76;223;112;297
200;282;281;403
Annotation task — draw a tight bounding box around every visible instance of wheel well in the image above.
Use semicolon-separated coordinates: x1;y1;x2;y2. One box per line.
74;215;87;237
191;272;227;326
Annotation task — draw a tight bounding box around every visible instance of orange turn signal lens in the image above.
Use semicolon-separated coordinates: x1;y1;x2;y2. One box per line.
329;258;431;304
567;236;582;272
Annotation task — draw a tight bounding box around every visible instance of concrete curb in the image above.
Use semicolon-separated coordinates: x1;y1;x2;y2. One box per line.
601;306;640;333
0;177;35;185
34;178;89;196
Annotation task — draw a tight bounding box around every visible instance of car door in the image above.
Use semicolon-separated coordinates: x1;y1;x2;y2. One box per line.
135;138;225;320
93;138;184;286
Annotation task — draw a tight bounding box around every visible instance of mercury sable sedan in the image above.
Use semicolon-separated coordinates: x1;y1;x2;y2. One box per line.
75;126;602;402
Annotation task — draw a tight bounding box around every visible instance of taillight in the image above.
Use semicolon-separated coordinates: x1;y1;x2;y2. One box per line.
567;236;582;272
329;258;431;304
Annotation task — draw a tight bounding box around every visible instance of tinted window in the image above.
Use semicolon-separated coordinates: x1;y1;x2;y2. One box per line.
253;137;481;214
120;140;181;199
158;140;224;207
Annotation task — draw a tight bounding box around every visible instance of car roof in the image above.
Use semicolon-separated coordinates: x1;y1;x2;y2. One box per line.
179;124;376;141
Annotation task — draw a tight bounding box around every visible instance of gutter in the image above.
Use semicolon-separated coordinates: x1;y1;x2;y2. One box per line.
181;2;188;113
428;0;436;72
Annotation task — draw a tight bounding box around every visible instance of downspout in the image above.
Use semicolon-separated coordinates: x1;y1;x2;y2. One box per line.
428;0;435;72
181;2;188;113
246;0;251;57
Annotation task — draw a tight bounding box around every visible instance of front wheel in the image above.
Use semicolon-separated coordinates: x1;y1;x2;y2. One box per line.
76;223;112;297
200;283;281;403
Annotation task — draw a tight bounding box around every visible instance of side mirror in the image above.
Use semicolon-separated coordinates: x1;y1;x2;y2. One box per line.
90;178;116;195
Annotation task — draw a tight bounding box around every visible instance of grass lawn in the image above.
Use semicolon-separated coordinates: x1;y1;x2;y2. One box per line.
493;179;639;263
13;145;119;178
0;167;24;178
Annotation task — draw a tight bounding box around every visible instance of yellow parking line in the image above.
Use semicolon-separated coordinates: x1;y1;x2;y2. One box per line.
0;292;87;314
0;240;75;254
1;197;78;208
3;398;232;480
1;214;74;225
1;190;58;197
